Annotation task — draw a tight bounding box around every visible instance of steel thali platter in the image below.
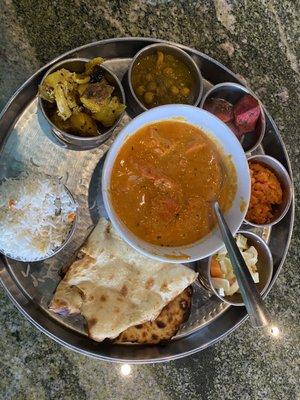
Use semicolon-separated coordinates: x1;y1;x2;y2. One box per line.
0;38;294;363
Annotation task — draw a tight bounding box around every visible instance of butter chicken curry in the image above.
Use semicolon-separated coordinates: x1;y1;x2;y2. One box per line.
110;121;236;247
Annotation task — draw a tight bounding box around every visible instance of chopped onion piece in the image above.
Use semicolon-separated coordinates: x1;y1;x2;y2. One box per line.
236;233;248;250
211;277;230;293
211;234;260;297
219;259;230;274
227;280;239;296
251;272;260;283
243;246;258;268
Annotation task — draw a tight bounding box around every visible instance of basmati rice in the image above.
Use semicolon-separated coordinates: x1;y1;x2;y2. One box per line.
0;174;77;261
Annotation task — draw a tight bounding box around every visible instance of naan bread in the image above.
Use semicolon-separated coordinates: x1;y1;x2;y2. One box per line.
116;286;193;344
50;218;197;342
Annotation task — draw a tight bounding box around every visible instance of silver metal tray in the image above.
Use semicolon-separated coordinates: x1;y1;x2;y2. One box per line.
0;38;294;363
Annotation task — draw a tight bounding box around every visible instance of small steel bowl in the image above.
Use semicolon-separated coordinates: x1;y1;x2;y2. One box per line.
200;230;273;306
244;155;293;227
200;82;266;153
0;184;77;263
39;58;126;151
127;43;203;114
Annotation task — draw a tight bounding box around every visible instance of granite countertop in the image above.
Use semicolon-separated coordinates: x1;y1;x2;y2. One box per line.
0;1;299;399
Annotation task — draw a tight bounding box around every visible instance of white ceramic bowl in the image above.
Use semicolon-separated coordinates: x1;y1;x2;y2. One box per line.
102;104;250;263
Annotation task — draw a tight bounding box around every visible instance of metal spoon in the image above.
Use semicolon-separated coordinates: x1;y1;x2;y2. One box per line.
213;201;272;328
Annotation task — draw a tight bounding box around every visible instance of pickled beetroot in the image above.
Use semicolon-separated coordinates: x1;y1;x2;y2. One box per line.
203;98;233;123
204;93;262;142
226;121;243;140
234;94;261;134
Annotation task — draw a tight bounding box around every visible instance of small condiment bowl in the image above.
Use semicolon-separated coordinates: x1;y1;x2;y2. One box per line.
0;185;77;263
127;43;203;114
200;230;273;306
38;58;126;151
244;154;293;227
200;82;266;153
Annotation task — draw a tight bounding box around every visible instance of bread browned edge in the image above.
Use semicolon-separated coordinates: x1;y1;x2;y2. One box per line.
114;286;193;345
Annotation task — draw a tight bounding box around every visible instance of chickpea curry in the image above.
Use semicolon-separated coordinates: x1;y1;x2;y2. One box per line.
131;51;194;108
110;121;237;247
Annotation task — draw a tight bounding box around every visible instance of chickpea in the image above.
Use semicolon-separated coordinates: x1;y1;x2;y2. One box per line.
144;91;154;104
145;73;153;82
157;51;164;68
180;87;190;97
136;85;146;96
163;67;173;76
147;81;157;91
170;85;179;95
164;78;173;89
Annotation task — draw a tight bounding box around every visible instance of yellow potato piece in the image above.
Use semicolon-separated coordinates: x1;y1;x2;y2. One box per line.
73;73;90;84
50;113;72;132
69;112;98;137
77;83;89;96
80;97;102;114
44;69;73;88
92;97;125;127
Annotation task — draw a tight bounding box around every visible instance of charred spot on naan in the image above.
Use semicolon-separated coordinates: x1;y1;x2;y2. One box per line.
115;286;192;344
145;277;154;289
49;283;84;315
120;285;128;297
160;281;170;292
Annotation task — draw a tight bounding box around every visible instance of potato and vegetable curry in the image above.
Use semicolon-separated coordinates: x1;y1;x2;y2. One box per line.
131;51;194;108
39;57;125;137
110;121;237;247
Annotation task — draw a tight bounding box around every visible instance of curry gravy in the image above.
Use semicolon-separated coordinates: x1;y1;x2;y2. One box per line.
110;121;237;247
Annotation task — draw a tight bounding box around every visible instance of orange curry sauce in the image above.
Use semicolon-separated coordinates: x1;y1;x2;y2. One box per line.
110;121;237;247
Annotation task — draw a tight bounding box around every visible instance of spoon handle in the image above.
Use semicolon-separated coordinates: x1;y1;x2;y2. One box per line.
213;202;271;328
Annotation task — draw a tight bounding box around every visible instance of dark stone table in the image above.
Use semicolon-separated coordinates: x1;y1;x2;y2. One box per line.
1;1;299;399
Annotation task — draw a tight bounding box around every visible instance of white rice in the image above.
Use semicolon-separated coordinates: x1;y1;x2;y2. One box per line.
0;174;77;261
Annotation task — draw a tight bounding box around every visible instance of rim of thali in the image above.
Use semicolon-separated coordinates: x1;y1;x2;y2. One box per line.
0;37;295;363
